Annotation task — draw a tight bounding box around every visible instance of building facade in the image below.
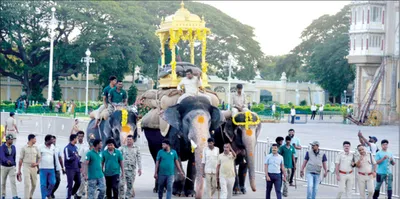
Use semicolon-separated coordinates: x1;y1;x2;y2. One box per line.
348;0;400;123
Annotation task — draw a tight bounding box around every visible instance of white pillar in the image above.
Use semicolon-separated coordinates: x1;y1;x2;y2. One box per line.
7;77;10;100
64;78;68;100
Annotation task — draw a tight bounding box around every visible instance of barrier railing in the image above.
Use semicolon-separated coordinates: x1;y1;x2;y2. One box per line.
255;139;399;198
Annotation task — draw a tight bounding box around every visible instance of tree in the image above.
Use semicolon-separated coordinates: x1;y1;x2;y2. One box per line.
291;5;354;100
53;78;62;100
127;84;138;105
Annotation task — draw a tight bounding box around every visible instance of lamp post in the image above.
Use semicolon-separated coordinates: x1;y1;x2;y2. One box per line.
47;7;61;105
227;55;233;110
343;90;347;104
81;49;95;115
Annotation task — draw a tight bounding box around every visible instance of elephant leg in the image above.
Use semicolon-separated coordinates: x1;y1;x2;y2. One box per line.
184;155;196;197
143;128;164;192
238;162;248;194
173;159;185;196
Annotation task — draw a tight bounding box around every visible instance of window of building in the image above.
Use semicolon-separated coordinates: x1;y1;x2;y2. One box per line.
368;35;383;48
357;7;363;23
371;6;382;22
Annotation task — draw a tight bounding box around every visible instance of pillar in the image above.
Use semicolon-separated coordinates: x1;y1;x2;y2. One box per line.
7;77;10;100
190;40;194;64
78;79;82;101
389;59;398;123
91;88;95;101
159;34;165;67
64;78;68;100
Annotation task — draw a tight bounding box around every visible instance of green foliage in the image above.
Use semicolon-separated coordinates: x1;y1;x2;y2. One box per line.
300;100;307;106
29;84;46;103
2;101;12;105
251;103;265;112
127;84;138;105
53;78;62;101
288;102;294;107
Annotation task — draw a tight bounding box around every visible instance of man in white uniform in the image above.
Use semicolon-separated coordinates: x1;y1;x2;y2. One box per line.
177;69;211;103
232;84;248;116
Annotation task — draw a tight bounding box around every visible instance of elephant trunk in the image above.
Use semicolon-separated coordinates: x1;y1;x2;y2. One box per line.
194;144;206;199
242;128;257;192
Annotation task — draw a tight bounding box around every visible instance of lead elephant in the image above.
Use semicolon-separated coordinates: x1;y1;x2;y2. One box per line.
86;109;138;148
213;111;262;194
143;96;223;197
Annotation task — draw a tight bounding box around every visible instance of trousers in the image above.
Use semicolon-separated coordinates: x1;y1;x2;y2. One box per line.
266;173;282;199
23;164;38;199
1;166;17;197
88;178;106;199
66;169;81;199
282;168;292;196
220;176;235;199
119;169;136;199
358;174;374;199
106;174;120;199
77;172;87;197
336;173;354;199
158;175;174;199
373;173;393;199
306;172;320;199
50;170;61;197
39;169;55;199
205;173;218;198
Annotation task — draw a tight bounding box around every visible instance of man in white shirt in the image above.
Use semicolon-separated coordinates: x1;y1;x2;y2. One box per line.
310;104;317;120
271;103;276;115
177;69;211;104
232;84;248;116
5;112;19;140
75;131;89;198
290;107;296;124
358;131;378;155
318;105;324;120
201;138;219;199
216;143;236;199
288;129;301;186
39;135;56;199
50;136;66;198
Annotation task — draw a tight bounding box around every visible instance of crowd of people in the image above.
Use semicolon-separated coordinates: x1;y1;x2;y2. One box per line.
264;129;396;199
0;125;142;199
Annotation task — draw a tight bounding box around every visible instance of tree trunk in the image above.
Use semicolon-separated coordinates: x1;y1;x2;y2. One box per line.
333;96;336;103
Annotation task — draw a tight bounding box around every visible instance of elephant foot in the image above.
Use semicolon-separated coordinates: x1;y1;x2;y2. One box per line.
173;190;183;197
233;187;240;195
184;190;196;197
240;187;247;194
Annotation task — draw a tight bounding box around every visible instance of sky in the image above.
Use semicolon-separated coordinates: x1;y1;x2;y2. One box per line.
198;1;350;56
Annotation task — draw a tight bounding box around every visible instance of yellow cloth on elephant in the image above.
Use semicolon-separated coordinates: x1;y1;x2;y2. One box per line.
0;125;5;143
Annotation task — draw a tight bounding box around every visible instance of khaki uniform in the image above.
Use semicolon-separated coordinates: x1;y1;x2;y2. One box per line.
5;117;17;139
355;153;376;199
232;93;248;116
335;151;355;199
20;144;40;199
119;145;142;199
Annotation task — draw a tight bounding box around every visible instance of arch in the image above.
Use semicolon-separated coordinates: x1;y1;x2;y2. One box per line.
214;86;226;93
260;89;273;103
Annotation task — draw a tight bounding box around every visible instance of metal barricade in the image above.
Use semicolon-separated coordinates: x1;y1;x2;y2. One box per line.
287;114;308;124
256;139;399;198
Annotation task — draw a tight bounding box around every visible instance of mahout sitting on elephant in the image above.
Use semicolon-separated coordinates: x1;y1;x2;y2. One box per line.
213;110;261;195
86;107;138;149
142;95;223;197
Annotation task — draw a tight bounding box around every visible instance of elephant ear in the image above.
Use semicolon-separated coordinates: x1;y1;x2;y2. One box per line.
162;104;182;132
210;106;223;131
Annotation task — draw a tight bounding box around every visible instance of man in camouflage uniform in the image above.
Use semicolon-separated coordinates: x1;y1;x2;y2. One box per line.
119;135;142;199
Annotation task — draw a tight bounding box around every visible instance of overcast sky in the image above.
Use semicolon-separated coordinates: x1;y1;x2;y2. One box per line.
198;1;350;56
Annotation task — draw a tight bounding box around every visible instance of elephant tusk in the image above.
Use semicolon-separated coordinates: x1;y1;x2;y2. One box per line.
190;139;197;153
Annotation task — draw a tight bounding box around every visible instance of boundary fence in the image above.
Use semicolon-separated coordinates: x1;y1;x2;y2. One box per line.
255;139;399;198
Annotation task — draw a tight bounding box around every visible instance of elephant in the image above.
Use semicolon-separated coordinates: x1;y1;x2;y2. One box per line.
86;108;138;149
143;96;223;198
213;111;262;195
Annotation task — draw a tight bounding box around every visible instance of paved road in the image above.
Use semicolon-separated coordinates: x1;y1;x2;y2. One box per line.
259;123;400;156
1;132;350;199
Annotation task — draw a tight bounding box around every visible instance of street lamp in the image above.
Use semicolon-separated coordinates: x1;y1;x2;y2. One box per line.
343;90;347;104
81;49;95;115
227;55;233;110
47;7;60;105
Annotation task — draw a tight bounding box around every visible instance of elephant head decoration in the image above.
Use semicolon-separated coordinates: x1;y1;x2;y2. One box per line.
162;96;223;198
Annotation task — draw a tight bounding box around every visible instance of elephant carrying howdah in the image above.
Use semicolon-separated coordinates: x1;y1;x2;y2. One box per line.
86;108;138;149
213;110;262;195
140;92;221;198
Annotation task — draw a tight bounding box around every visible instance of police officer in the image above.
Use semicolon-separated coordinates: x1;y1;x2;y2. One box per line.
355;145;376;199
17;134;41;199
118;135;142;199
335;141;356;199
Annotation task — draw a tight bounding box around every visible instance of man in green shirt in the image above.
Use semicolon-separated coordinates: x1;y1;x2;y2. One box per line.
154;139;184;199
278;136;296;197
102;139;124;199
94;76;117;128
84;139;105;199
108;80;128;115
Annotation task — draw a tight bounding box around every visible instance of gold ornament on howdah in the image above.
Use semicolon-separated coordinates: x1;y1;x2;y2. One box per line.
156;1;211;88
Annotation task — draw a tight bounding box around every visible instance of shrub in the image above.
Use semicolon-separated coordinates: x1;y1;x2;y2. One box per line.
300;100;307;106
2;101;12;105
288;101;293;107
128;84;138;105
